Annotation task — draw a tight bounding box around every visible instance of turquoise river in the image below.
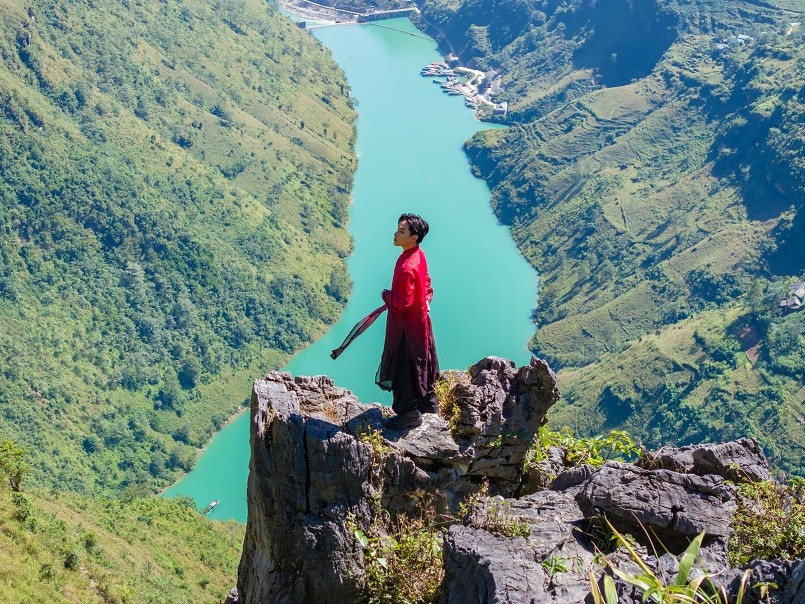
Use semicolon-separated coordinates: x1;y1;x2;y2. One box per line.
165;17;538;522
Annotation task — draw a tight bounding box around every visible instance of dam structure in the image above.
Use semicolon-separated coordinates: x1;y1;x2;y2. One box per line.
282;0;418;27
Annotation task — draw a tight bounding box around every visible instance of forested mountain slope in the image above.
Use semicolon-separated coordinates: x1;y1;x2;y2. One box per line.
416;0;804;474
0;0;356;494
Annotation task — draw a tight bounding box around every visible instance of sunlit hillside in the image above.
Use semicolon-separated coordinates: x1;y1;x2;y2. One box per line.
0;0;356;494
0;476;243;603
417;0;804;474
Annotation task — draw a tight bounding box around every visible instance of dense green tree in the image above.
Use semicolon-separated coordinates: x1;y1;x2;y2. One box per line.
0;439;28;492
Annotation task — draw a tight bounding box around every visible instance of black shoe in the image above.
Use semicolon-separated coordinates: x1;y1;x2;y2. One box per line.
384;410;423;430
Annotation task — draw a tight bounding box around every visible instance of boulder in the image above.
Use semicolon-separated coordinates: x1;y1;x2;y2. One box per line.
441;487;595;603
739;559;802;604
576;461;736;551
551;464;596;491
442;525;548;603
783;559;805;604
640;438;770;483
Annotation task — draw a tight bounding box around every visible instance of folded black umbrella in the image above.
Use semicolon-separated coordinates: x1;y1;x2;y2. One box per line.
330;305;387;360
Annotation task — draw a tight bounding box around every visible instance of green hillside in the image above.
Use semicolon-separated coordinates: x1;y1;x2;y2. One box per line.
0;0;356;494
416;0;804;474
552;297;804;475
0;474;243;603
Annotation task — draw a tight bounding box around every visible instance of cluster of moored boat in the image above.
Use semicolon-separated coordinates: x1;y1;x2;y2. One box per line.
421;62;474;103
421;62;483;111
421;61;454;78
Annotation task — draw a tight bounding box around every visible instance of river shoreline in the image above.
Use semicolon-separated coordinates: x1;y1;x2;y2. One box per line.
278;2;504;117
277;0;417;25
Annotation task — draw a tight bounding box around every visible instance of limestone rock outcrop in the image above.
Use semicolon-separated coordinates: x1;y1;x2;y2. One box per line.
576;461;736;548
236;357;558;603
442;487;594;603
234;356;804;604
639;438;771;483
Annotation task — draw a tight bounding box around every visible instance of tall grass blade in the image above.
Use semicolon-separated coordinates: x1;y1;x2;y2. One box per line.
608;521;655;577
589;569;605;604
609;565;653;593
673;532;704;587
736;569;750;603
603;574;619;604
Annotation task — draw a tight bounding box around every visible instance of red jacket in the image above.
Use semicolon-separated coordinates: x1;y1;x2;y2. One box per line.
377;246;437;396
382;246;433;318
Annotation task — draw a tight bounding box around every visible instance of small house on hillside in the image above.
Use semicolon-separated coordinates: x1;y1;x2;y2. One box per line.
778;281;805;313
493;101;508;116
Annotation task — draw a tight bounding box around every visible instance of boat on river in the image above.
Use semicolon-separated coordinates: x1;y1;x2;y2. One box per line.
421;62;454;77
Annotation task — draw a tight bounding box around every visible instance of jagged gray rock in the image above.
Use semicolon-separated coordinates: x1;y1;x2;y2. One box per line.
726;559;805;604
234;357;799;604
783;560;805;604
441;487;595;603
446;356;559;493
551;464;595;491
237;357;559;603
576;461;736;550
640;438;770;483
237;373;372;603
442;525;548;602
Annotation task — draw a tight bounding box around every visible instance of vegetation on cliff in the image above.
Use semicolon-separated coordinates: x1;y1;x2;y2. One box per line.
416;0;804;475
0;0;356;494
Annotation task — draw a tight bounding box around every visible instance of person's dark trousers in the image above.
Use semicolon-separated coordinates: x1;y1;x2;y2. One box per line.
392;385;437;416
391;378;417;415
417;390;438;414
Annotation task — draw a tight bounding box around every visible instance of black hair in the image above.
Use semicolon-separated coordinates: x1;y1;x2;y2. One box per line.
398;213;429;243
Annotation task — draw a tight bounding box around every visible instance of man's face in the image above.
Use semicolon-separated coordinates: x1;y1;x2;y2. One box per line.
393;220;418;249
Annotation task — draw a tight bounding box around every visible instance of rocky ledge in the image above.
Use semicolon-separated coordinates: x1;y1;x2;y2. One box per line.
231;356;804;604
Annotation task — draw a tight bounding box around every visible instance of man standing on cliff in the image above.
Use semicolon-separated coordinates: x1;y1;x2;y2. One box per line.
377;214;439;430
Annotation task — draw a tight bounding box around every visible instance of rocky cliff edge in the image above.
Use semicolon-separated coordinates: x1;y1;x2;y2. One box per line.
231;356;804;604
